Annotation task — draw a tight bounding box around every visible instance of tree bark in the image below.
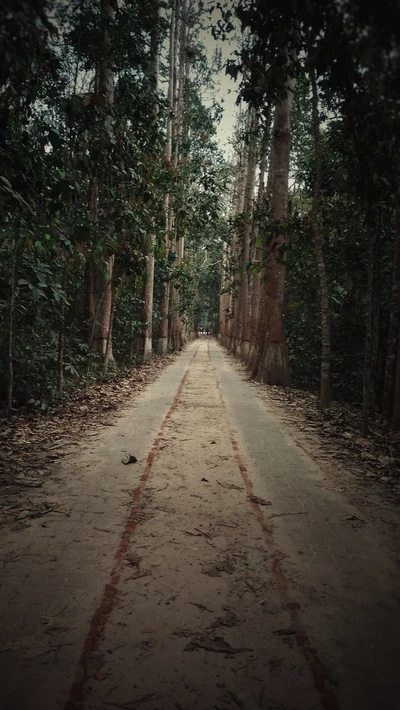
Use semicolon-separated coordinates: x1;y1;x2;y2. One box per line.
246;115;270;370
103;281;115;374
237;108;258;361
169;0;187;351
382;210;400;421
6;234;17;416
230;109;250;352
392;327;400;429
252;77;295;385
57;264;67;396
310;68;331;409
361;213;376;437
86;0;115;364
134;252;155;359
158;1;178;355
133;6;159;359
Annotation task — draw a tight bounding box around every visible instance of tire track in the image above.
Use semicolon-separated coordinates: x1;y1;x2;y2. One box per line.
64;345;200;710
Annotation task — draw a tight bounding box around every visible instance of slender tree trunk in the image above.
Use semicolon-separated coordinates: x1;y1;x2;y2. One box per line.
87;0;115;365
230;110;250;352
167;0;181;351
158;1;178;355
103;282;116;374
310;69;331;409
57;264;67;396
134;253;155;358
170;0;187;351
247;117;270;370
219;242;230;345
252;77;295;385
238;108;258;361
361;214;376;437
91;256;114;359
392;330;400;429
6;234;17;416
133;7;159;359
382;211;400;421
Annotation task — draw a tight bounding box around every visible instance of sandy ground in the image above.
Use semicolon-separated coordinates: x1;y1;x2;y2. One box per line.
0;339;399;710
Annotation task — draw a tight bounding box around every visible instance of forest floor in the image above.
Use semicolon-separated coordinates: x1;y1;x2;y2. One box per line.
0;338;399;710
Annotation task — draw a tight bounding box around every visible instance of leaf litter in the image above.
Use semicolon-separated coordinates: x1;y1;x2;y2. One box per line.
226;353;400;505
0;354;176;527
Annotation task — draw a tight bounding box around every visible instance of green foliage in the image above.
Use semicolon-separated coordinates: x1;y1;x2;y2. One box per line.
0;0;231;410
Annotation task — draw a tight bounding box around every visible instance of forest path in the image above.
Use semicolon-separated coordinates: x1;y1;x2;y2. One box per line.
0;339;399;710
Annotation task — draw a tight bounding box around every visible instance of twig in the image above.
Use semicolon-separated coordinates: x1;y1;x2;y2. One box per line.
105;695;156;708
245;578;258;594
194;527;213;539
34;507;71;518
267;511;309;520
188;602;213;613
124;573;148;582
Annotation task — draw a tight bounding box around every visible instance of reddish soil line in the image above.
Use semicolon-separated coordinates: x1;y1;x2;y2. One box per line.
210;347;339;710
64;346;200;710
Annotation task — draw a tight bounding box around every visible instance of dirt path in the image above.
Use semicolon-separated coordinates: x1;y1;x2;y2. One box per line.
0;339;399;710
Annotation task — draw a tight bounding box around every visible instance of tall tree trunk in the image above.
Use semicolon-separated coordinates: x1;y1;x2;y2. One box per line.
167;0;181;351
382;211;400;421
219;242;230;346
252;77;295;385
230;110;250;352
6;234;17;416
310;68;331;409
246;115;270;370
57;263;67;396
133;6;159;359
134;254;155;358
91;257;114;359
361;213;377;437
158;1;178;355
392;330;400;429
170;0;187;351
237;108;258;361
86;0;115;364
103;281;116;374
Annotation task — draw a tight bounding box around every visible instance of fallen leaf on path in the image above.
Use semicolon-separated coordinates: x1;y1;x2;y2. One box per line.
125;573;148;582
14;477;43;488
184;635;251;654
1;635;73;659
268;656;284;676
216;690;245;709
216;557;236;574
217;481;243;491
346;515;367;529
245;559;259;570
84;652;106;676
201;564;221;577
121;454;137;465
188;602;213;613
247;495;272;506
209;609;240;629
126;552;141;567
105;695;156;708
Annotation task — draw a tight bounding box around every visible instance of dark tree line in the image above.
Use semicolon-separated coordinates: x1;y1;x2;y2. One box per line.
218;0;400;433
0;0;229;412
